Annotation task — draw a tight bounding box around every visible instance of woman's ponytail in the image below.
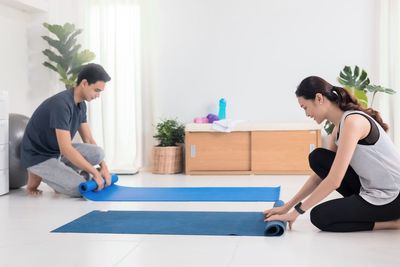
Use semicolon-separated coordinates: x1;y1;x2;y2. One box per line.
296;76;389;132
332;86;388;132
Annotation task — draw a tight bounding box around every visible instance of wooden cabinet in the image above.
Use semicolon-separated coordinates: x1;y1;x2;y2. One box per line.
251;131;319;174
185;123;321;175
185;132;251;172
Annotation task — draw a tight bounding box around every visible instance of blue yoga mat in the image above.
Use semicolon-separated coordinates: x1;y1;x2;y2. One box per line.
79;175;280;202
53;201;287;237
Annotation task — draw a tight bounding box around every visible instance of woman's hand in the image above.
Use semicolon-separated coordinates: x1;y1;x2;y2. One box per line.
263;204;291;219
265;210;300;230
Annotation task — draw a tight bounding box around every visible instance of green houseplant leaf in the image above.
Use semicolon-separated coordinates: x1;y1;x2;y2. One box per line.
324;65;397;135
324;121;335;135
366;84;397;108
338;65;370;109
322;65;372;135
353;89;368;108
153;119;185;147
338;65;370;91
323;65;371;135
42;22;96;88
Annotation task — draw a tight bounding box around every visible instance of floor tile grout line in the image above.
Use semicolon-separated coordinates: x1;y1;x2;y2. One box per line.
226;239;241;267
113;239;143;267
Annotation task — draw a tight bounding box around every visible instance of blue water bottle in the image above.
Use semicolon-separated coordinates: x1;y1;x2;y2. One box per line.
218;98;226;120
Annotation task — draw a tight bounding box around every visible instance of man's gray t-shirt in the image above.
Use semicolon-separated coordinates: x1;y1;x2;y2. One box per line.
21;88;87;168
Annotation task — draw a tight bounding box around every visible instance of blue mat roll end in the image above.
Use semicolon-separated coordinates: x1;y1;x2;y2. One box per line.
263;200;287;236
79;174;119;194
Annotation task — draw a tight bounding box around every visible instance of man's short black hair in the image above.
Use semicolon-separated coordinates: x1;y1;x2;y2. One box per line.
77;63;111;85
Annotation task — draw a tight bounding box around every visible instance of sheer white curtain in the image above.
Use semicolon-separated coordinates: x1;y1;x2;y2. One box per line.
377;0;400;147
85;0;142;173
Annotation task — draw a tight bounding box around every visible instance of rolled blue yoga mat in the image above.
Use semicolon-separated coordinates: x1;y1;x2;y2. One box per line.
264;200;287;236
53;200;287;237
79;174;119;193
78;174;281;202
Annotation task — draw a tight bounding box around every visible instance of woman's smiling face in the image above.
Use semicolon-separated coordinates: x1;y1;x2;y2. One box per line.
297;94;326;124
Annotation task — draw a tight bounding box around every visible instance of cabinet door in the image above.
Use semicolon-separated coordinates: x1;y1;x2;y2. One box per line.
186;132;251;171
252;131;319;173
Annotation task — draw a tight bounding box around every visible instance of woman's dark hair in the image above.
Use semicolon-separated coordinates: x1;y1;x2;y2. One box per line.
295;76;388;131
77;63;111;85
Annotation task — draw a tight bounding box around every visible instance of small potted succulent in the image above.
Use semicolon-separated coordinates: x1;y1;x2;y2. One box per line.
152;119;185;174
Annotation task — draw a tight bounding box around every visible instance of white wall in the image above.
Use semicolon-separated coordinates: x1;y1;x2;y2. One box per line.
46;0;84;28
143;0;378;124
2;0;378;169
0;0;47;12
0;0;52;116
0;0;86;117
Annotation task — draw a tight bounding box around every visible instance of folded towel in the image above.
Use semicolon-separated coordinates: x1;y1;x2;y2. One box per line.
212;119;244;132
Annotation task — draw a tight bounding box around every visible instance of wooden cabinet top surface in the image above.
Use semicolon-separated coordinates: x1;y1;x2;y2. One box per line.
186;122;321;132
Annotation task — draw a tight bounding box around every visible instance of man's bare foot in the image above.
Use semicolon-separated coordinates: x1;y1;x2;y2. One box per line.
26;171;43;196
27;187;43;196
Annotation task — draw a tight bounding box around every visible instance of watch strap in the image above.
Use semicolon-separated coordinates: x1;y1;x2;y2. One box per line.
294;202;305;214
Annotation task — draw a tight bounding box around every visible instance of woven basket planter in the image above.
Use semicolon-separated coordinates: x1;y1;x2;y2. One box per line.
152;146;183;174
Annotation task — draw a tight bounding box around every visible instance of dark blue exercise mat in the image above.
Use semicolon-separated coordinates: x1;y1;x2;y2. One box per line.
53;201;287;237
79;175;281;202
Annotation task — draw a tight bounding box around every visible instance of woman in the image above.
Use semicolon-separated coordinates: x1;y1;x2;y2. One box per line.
264;76;400;232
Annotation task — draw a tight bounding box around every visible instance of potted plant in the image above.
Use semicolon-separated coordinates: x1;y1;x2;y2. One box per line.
324;65;396;134
42;22;96;89
152;119;185;174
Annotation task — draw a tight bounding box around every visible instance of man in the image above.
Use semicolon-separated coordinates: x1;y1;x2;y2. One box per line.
21;63;112;197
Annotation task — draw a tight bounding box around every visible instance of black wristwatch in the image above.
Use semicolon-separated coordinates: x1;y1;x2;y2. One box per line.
294;202;305;214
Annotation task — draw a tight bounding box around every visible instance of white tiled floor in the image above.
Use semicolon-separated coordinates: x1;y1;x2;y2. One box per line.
1;172;399;267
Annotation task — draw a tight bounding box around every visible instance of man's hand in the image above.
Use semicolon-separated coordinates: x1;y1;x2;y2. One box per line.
93;170;105;191
99;161;111;187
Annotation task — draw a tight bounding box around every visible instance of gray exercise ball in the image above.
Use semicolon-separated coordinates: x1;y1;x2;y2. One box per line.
9;113;30;189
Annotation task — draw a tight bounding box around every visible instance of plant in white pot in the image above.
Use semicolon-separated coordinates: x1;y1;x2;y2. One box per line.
152;119;185;174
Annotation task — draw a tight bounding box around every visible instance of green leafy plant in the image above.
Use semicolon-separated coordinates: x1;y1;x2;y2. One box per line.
324;65;396;134
42;23;96;88
338;65;370;108
153;119;185;147
366;84;396;108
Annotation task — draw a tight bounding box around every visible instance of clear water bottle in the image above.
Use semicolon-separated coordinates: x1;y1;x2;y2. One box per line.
218;98;226;120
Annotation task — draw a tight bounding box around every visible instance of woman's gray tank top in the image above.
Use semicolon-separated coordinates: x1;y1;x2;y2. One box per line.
335;110;400;205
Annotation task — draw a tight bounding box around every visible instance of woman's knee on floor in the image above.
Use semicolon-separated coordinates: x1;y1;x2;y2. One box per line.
310;204;334;231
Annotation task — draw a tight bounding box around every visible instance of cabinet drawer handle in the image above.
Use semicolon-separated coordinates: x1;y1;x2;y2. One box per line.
190;144;196;158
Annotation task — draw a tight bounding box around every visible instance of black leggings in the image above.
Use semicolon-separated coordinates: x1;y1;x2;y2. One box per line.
308;148;400;232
